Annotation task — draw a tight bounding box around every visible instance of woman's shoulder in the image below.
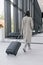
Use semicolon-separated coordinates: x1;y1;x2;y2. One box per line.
29;17;32;20
23;16;32;20
22;16;27;20
29;17;32;19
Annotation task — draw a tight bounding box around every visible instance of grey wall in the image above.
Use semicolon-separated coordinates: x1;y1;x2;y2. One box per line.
34;0;42;33
4;0;42;38
4;0;11;37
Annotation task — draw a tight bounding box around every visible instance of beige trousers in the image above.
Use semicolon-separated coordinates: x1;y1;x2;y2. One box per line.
24;39;31;50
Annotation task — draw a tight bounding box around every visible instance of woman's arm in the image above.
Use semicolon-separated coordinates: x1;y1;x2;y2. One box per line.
30;18;34;30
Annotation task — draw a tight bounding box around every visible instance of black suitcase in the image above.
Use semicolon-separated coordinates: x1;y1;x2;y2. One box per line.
6;41;21;56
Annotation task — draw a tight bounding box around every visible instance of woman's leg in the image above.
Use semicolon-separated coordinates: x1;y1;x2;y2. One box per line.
27;43;31;49
23;40;28;52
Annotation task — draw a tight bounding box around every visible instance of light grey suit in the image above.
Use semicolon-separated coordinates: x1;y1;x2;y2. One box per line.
21;16;33;50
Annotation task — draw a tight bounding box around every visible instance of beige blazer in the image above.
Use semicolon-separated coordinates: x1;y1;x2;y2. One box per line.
21;16;33;43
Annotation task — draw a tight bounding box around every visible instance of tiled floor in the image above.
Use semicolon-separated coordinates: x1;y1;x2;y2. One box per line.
0;41;43;65
0;33;43;65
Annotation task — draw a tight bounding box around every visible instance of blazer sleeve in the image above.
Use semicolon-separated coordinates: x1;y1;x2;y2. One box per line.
30;18;34;30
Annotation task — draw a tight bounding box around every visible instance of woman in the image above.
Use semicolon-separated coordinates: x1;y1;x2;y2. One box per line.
21;11;33;52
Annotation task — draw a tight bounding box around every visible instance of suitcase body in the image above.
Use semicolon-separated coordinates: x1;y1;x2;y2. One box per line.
6;41;21;55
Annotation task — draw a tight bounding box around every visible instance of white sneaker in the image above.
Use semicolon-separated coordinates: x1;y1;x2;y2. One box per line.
23;48;26;52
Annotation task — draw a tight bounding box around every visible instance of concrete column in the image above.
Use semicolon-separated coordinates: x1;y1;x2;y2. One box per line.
13;0;18;32
30;0;32;17
32;0;34;18
27;0;30;11
18;0;22;32
4;0;11;37
24;0;27;13
22;0;24;17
